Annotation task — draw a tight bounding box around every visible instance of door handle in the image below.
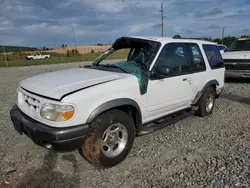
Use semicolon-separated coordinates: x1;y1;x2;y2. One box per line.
183;78;187;81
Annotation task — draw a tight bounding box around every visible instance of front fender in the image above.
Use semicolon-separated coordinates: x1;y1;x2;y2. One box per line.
86;98;142;124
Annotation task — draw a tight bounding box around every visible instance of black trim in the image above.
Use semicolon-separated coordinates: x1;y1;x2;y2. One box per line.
21;79;117;101
86;98;142;124
10;104;89;151
21;87;60;101
191;79;219;105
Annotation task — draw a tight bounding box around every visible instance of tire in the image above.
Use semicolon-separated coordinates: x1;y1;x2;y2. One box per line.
81;109;135;168
30;58;33;60
195;86;216;117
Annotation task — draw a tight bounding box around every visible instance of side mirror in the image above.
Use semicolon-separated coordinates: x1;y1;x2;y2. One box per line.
155;66;172;76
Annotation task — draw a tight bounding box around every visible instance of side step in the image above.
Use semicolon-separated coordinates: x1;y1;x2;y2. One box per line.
136;109;195;136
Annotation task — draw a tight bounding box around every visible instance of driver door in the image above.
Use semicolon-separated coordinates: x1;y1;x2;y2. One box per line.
144;42;194;122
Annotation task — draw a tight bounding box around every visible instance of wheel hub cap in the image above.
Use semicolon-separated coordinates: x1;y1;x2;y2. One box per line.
101;123;128;158
107;133;118;145
206;93;214;113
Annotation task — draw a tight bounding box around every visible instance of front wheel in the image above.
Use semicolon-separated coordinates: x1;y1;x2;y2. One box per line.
195;86;216;117
81;109;135;168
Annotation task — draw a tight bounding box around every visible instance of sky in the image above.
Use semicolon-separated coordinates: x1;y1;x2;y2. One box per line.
0;0;250;48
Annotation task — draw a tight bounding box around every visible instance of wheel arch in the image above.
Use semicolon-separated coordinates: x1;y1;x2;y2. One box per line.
192;79;219;105
86;98;142;127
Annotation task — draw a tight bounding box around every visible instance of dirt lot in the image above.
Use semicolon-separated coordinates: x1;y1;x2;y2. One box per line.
0;62;250;188
1;45;112;56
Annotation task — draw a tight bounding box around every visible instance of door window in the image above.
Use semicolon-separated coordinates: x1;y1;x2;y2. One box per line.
153;43;191;76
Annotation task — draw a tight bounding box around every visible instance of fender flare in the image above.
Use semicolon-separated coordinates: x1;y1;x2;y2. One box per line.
192;79;219;105
86;98;142;124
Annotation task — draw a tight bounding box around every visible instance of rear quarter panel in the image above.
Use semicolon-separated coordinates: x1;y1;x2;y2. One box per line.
191;43;225;99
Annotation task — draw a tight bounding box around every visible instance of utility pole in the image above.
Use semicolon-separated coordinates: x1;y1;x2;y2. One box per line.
221;27;225;44
159;2;165;37
72;25;77;50
2;45;8;66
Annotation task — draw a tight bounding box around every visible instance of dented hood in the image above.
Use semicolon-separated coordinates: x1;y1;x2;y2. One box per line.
20;68;125;100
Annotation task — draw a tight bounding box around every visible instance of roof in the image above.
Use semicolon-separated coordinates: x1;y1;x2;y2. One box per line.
238;37;250;41
126;36;216;45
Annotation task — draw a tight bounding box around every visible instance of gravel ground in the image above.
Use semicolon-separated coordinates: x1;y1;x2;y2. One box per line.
0;62;249;188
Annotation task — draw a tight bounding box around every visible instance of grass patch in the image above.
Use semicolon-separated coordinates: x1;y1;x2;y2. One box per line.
0;49;129;67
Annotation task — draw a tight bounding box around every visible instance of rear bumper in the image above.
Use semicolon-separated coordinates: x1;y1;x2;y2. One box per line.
225;70;250;78
10;104;89;151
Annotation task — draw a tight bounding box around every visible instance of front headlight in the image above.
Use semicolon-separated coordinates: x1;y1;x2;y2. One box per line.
40;103;75;122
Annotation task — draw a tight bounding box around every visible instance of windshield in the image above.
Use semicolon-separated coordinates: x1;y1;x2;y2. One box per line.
85;37;161;95
228;39;250;51
93;48;115;64
91;38;161;73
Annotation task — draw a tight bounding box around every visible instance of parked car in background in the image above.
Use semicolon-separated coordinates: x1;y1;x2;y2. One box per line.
222;37;250;78
217;44;227;54
26;53;50;60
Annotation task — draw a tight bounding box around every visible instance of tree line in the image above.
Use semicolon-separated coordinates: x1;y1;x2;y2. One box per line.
174;34;250;48
206;35;250;47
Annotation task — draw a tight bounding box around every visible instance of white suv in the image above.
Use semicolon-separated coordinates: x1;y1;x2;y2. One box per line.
10;36;225;168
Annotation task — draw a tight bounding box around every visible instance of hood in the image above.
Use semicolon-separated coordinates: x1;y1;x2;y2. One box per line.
222;51;250;59
20;68;126;100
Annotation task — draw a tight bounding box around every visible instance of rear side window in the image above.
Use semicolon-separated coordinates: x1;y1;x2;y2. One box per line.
202;44;224;69
218;45;226;51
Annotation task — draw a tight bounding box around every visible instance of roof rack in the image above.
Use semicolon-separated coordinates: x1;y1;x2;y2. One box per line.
172;35;211;41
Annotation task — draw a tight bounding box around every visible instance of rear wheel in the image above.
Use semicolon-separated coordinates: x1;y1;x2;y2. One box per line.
81;109;135;168
195;86;216;117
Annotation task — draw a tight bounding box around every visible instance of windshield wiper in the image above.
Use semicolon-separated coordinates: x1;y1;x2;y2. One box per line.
98;64;129;73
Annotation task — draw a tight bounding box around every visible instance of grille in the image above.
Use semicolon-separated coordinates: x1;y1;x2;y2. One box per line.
224;59;250;70
19;91;41;112
224;59;250;64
